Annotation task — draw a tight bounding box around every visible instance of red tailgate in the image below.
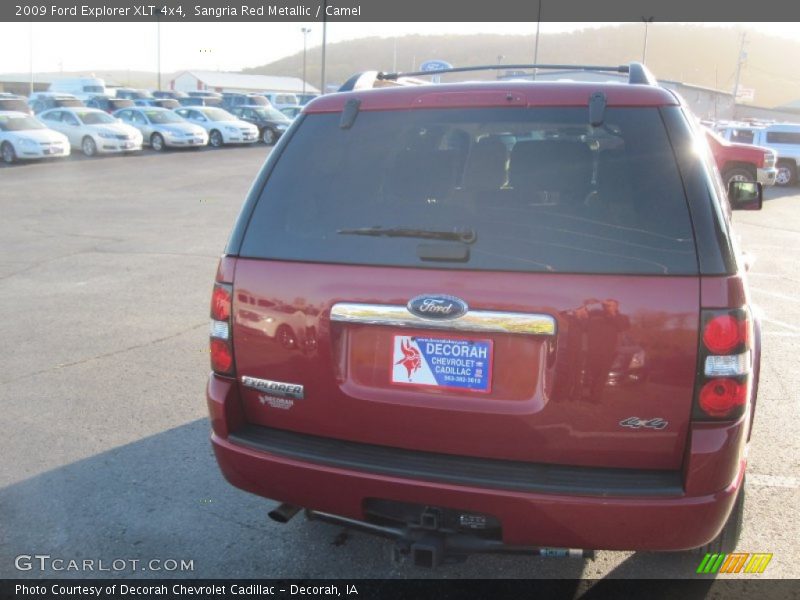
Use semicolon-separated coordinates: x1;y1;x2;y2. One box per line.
232;260;699;470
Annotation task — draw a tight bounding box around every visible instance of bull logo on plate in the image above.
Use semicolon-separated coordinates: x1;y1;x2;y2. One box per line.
395;338;422;380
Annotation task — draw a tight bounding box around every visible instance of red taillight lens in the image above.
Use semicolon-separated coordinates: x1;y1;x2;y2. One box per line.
210;338;234;374
210;280;234;376
698;378;747;418
702;315;745;354
211;284;231;321
694;307;752;421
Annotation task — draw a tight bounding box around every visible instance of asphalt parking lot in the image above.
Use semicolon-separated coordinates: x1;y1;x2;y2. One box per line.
1;146;799;580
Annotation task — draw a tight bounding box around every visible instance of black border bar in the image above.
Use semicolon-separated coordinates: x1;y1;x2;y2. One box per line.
2;579;799;600
4;0;800;22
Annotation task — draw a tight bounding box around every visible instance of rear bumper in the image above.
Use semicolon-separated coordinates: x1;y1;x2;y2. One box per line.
208;375;748;551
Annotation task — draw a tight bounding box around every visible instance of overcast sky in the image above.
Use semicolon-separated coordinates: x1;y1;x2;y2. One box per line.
0;22;796;75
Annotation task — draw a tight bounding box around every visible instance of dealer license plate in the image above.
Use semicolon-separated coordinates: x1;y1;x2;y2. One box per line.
391;335;493;392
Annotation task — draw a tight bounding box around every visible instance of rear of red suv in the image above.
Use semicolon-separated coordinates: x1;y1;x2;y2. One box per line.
207;64;761;566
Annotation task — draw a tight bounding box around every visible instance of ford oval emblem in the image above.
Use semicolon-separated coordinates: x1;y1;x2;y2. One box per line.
407;294;468;320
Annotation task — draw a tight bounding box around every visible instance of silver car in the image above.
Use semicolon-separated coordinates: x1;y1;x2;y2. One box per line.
38;107;142;156
114;107;208;151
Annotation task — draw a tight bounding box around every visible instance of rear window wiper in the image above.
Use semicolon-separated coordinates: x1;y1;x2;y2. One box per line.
337;226;477;244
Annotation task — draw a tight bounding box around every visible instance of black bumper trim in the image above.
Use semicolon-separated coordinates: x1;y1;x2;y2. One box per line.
228;425;683;498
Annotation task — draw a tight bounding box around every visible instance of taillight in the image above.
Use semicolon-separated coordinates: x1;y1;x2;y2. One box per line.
211;285;231;321
210;282;235;376
693;308;752;420
698;379;747;417
210;338;234;373
702;315;746;354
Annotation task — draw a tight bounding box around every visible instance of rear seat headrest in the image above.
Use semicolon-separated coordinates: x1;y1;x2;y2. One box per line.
509;140;593;191
462;137;508;190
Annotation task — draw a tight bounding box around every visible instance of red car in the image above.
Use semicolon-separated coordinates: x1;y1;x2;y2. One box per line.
207;63;762;567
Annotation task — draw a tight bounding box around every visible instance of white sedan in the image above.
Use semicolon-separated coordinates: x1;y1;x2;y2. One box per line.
114;107;208;151
0;111;70;164
38;107;143;156
174;106;258;147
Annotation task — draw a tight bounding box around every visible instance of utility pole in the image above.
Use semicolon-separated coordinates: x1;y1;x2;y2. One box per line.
392;37;397;72
642;17;654;64
732;32;747;102
157;20;162;91
301;27;311;96
29;22;34;96
320;0;327;94
532;0;542;80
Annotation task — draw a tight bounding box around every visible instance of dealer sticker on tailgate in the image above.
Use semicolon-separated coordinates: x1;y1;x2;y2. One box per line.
391;335;493;392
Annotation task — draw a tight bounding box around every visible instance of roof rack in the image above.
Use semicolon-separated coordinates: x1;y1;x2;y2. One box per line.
338;62;658;92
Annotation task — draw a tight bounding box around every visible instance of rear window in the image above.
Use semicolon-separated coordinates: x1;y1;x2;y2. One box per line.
0;99;28;112
728;128;755;144
240;107;698;275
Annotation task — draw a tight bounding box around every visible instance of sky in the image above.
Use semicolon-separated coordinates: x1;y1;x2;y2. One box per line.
0;22;797;75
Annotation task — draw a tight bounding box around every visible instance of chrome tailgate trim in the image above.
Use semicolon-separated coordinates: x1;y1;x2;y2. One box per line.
330;303;556;336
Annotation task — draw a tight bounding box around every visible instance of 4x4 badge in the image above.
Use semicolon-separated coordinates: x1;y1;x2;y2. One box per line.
619;417;668;430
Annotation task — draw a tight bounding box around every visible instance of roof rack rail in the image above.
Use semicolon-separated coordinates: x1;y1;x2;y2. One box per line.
338;62;658;92
338;71;430;92
627;62;658;85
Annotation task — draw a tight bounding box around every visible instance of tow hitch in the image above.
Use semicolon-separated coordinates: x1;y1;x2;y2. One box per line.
301;504;594;568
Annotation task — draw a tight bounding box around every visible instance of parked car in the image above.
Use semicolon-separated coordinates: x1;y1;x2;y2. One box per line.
228;105;291;145
187;91;223;99
85;95;135;114
0;110;70;164
114;106;207;151
716;122;800;186
207;63;763;567
0;94;33;115
179;95;222;107
48;77;107;100
179;97;206;107
221;93;270;110
134;98;181;110
28;92;84;114
703;128;778;188
260;92;299;109
296;93;319;106
38;107;142;156
173;106;258;147
113;88;153;101
152;90;188;100
279;106;302;121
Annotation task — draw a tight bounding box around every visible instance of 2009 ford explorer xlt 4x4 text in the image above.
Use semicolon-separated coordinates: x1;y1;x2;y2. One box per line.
206;63;763;568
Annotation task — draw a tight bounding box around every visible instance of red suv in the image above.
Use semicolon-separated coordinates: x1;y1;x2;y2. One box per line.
207;63;763;567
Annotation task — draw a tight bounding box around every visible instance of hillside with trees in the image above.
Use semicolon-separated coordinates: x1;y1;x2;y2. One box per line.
244;24;800;108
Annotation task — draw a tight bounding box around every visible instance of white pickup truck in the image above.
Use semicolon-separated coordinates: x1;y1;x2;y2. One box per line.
716;122;800;186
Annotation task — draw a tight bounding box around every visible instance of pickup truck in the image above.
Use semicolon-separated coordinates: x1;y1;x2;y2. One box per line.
704;128;778;189
716;123;800;186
